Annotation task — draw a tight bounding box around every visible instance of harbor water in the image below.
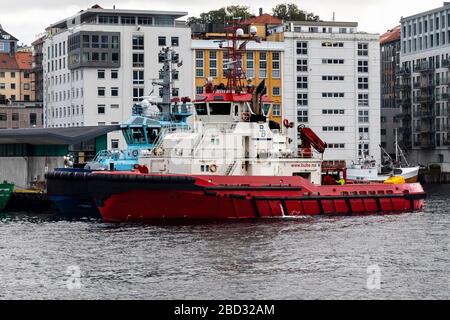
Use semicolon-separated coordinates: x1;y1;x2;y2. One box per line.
0;184;449;300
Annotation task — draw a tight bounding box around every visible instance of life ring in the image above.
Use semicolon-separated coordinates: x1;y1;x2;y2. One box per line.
209;164;217;173
132;149;139;157
298;124;306;132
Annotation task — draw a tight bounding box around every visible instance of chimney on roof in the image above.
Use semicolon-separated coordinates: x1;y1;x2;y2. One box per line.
259;8;263;16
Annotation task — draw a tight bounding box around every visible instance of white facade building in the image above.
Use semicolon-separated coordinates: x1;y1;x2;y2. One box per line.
283;21;381;165
43;7;193;150
399;2;450;166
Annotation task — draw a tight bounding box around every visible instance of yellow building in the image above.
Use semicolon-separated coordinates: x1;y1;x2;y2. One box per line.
0;58;21;103
191;14;285;125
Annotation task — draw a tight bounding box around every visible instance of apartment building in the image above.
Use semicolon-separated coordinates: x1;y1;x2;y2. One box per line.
283;21;381;165
43;5;193;150
380;26;401;156
398;2;450;165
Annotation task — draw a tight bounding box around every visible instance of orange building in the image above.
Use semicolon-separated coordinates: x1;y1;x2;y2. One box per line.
15;51;35;102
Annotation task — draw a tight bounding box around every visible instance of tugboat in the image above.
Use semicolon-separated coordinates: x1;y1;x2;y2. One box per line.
63;24;425;222
0;181;14;212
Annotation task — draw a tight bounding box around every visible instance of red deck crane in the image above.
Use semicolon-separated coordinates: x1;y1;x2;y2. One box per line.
298;125;327;158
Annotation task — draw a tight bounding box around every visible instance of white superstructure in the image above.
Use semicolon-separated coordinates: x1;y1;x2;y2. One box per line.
282;20;381;166
43;6;193;149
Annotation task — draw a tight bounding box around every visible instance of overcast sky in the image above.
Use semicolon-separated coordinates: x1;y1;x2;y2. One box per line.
0;0;446;45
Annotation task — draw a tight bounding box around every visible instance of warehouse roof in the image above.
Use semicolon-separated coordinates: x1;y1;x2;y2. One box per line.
0;125;120;145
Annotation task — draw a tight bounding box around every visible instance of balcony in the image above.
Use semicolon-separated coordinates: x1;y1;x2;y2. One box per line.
420;81;435;89
413;81;421;89
396;97;411;105
397;67;411;76
395;83;411;91
442;59;450;68
415;63;435;73
417;95;435;104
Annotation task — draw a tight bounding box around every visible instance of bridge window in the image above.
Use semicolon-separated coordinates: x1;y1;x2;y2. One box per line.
131;128;146;144
195;103;208;115
209;103;231;115
146;128;160;144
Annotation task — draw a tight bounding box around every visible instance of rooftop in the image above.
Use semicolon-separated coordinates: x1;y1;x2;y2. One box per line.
287;20;358;28
48;5;188;30
400;2;450;22
380;26;401;45
241;14;283;25
0;53;19;70
0;125;120;145
15;52;33;70
0;24;18;42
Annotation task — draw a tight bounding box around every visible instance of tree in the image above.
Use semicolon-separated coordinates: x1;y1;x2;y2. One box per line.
272;3;320;21
187;6;253;25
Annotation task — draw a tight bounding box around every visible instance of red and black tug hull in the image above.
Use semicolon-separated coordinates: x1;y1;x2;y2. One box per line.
85;172;426;222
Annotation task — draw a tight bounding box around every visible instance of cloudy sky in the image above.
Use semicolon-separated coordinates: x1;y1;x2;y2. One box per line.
0;0;446;45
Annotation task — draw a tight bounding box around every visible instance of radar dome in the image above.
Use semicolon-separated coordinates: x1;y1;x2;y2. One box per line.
236;28;244;37
250;26;258;36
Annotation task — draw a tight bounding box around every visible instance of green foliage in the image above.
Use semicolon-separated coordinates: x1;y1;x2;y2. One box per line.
272;3;320;21
187;5;253;25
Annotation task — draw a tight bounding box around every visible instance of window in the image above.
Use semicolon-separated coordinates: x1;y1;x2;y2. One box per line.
111;139;119;149
12;113;19;121
91;35;99;48
195;50;204;77
297;59;308;72
209;51;217;77
0;72;4;78
359;127;369;140
328;144;345;149
24;95;30;101
98;87;105;97
322;76;344;81
358;93;369;106
133;87;144;102
121;16;136;25
322;42;344;47
358;110;369;123
112;52;119;63
323;126;345;132
101;35;108;49
259;52;267;78
358;143;369;156
272;104;281;116
98;105;106;114
133;53;144;67
322;92;345;98
30;113;37;126
171;37;179;47
272;87;280;96
296;41;308;55
111;87;119;97
111;36;119;49
358;60;369;73
246;52;254;78
11;83;16;89
296;76;308;89
196;86;203;94
272;52;280;78
358;43;369;56
358;77;369;89
158;36;166;46
0;113;7;121
111;70;118;79
111;104;119;109
322;109;345;115
98;69;105;79
297;109;308;122
133;70;144;85
23;83;30;90
297;93;308;106
322;59;344;64
132;35;144;50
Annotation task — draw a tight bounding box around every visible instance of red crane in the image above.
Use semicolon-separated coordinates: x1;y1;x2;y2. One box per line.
298;125;327;158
